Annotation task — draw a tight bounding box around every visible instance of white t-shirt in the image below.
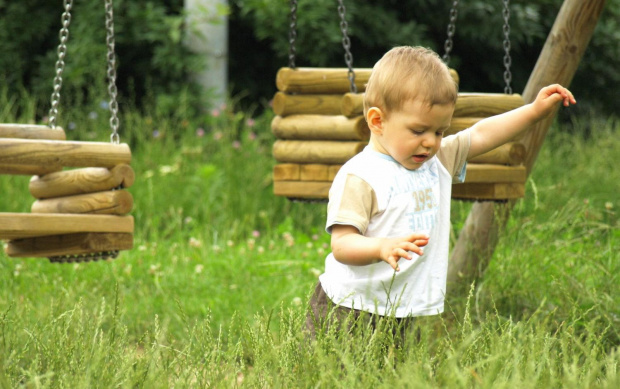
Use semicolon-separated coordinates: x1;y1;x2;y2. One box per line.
319;130;471;317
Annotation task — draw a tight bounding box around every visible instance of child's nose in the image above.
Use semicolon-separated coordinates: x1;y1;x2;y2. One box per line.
421;134;437;149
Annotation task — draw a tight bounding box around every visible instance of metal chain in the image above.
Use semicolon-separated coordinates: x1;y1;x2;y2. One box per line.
502;0;513;94
49;250;120;263
48;0;74;129
442;0;459;64
337;0;357;93
105;0;121;143
43;1;124;264
288;0;298;69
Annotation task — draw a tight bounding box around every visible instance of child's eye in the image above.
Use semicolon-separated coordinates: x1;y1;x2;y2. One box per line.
410;129;425;135
436;131;445;137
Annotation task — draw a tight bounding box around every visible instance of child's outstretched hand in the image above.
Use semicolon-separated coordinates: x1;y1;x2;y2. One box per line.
533;84;577;118
380;233;429;272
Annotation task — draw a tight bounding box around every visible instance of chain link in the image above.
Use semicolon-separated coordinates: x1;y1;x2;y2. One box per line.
105;0;121;143
337;0;357;93
48;0;74;129
288;0;298;69
502;0;513;94
442;0;459;64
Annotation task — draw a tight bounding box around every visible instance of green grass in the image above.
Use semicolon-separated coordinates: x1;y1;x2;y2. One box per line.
0;94;618;387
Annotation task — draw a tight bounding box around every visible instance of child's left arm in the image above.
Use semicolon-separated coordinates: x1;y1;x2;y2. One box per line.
467;84;576;159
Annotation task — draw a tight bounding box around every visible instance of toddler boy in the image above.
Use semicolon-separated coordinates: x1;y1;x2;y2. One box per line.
307;46;575;336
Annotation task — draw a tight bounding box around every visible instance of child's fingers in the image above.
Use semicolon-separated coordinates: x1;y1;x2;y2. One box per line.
544;84;576;106
386;255;400;272
393;247;412;261
413;239;429;247
400;243;424;257
564;90;577;106
405;233;429;243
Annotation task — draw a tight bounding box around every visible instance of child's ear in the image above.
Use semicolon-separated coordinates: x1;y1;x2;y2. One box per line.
366;107;384;135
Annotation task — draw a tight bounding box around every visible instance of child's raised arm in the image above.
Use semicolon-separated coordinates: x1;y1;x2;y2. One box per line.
330;224;429;272
467;84;576;160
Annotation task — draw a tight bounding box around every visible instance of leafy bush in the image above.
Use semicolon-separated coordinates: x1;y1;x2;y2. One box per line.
0;0;203;117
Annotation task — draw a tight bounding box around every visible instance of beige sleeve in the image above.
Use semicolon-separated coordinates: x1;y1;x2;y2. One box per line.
437;129;471;182
326;174;378;235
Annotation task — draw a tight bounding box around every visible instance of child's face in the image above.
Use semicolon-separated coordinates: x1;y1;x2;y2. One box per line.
369;99;454;170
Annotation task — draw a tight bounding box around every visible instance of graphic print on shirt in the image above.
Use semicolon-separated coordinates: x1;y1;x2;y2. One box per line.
388;159;440;235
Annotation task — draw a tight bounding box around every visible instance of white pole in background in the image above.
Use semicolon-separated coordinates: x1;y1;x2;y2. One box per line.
184;0;228;107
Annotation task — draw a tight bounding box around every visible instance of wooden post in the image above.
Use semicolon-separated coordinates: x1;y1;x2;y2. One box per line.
448;0;606;286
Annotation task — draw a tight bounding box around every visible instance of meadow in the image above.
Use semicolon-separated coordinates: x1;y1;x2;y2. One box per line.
0;91;618;387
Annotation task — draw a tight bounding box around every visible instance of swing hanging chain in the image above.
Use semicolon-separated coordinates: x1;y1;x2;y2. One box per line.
49;250;120;264
337;0;357;93
442;0;459;64
288;0;298;69
105;0;121;144
502;0;513;94
48;0;74;129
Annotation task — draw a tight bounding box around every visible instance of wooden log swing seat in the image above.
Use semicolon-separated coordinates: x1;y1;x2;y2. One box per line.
271;67;529;201
0;124;135;262
0;0;135;262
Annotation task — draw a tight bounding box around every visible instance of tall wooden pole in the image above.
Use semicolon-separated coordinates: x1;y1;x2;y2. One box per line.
447;0;606;287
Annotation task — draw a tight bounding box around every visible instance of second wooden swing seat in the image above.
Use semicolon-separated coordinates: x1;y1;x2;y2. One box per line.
0;123;134;260
272;67;528;201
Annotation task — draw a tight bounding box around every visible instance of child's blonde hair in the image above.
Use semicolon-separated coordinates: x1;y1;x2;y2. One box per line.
363;46;458;117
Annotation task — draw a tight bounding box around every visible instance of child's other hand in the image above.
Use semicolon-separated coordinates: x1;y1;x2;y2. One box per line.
534;84;577;117
380;233;429;272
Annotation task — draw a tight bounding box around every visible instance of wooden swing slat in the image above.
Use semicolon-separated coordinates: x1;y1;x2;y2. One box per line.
446;117;485;136
0;163;63;176
0;124;66;140
29;164;135;199
274;139;523;167
273;140;366;164
469;142;526;165
273;180;525;201
273;164;526;201
276;67;460;94
454;93;525;117
273;181;331;199
31;190;133;215
341;93;525;118
0;139;131;168
273;92;343;116
301;164;342;181
462;164;526;183
271;115;370;141
273;163;301;181
273;164;525;184
0;213;134;240
273;164;342;181
452;183;525;200
277;67;373;94
5;232;133;258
